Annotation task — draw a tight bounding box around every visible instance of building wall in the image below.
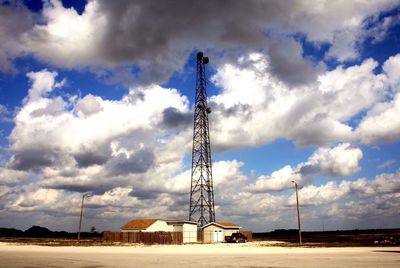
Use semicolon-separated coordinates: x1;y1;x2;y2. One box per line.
182;223;198;243
170;224;182;232
203;225;224;243
202;225;241;243
145;220;170;232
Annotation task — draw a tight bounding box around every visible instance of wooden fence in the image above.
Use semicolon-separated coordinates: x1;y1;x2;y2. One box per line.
104;230;252;244
240;230;253;241
103;231;183;244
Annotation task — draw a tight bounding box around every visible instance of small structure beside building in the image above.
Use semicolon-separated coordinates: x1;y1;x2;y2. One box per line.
121;218;198;243
201;221;242;243
166;220;198;243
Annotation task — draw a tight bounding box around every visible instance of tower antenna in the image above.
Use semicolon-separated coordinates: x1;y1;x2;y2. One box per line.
189;51;215;226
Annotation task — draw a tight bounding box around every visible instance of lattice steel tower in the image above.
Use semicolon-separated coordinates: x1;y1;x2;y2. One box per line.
189;51;215;226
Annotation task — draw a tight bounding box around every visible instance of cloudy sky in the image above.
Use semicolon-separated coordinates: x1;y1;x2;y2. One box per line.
0;0;400;232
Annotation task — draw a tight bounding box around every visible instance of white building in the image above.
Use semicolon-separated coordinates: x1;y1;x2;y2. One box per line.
121;218;198;243
201;221;242;243
166;220;198;243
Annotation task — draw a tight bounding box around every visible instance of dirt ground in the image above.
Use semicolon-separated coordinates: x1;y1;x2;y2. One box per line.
1;241;400;268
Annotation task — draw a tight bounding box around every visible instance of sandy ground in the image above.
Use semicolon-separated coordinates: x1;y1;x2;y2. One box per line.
1;242;399;268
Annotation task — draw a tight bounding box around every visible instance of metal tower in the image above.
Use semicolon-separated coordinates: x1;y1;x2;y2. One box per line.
189;51;215;226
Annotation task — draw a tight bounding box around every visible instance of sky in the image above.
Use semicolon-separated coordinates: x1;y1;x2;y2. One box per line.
0;0;399;233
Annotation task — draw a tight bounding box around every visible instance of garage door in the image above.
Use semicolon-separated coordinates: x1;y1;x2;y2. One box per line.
213;230;224;242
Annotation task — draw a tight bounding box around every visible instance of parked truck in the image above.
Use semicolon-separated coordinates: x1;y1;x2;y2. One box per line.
225;233;248;243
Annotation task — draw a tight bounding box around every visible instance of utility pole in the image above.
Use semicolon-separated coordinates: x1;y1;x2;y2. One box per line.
189;51;215;226
292;180;302;246
77;192;92;242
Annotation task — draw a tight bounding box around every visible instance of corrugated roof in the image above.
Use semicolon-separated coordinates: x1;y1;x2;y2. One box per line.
215;221;241;227
121;219;158;229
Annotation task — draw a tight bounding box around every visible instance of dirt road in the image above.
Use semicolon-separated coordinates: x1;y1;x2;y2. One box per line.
0;242;399;267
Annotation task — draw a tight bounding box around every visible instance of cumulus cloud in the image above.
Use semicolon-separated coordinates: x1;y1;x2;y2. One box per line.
356;92;400;144
161;107;192;129
21;0;106;68
382;54;400;89
4;69;191;195
295;168;400;206
0;168;29;186
210;52;390;149
8;151;57;171
0;0;398;84
1;138;399;231
224;167;400;230
294;181;351;206
0;103;11;122
266;37;326;85
247;143;362;193
0;5;33;72
0;1;400;232
246;165;300;193
106;148;155;176
26;69;61;101
299;143;363;177
75;94;104;116
366;13;400;44
73;151;108;168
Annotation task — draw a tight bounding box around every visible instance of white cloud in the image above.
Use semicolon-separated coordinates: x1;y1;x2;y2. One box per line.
10;70;189;154
0;104;7;115
0;1;399;233
325;28;361;61
223;167;400;230
7;187;64;212
0;1;399;82
210;53;390;149
367;14;400;44
360;168;400;196
0;6;33;72
377;160;396;169
0;104;10;122
75;94;103;116
26;69;59;101
290;1;398;61
21;0;106;68
356;92;400;144
299;143;363;177
383;54;400;90
289;168;400;208
0;168;29;186
247;143;362;193
294;181;351;206
246;165;300;193
1;142;399;231
4;69;193;200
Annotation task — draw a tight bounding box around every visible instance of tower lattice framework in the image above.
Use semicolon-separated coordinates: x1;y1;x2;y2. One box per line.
189;51;215;226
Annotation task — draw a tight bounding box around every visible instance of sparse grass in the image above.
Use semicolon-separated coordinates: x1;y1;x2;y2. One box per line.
0;237;106;247
0;236;398;247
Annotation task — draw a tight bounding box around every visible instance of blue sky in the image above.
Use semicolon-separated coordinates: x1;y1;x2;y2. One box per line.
0;0;400;232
